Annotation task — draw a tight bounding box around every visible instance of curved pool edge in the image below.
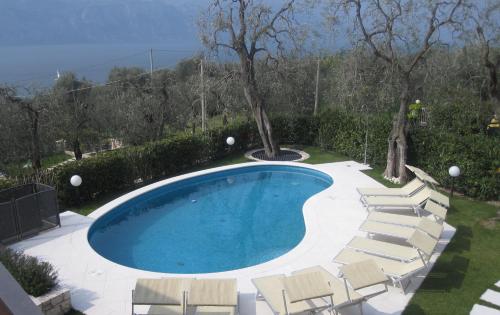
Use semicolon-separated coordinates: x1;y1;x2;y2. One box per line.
85;161;334;275
87;161;332;220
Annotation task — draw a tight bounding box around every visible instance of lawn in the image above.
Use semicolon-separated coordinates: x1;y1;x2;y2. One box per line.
404;197;500;314
66;146;500;315
2;153;72;176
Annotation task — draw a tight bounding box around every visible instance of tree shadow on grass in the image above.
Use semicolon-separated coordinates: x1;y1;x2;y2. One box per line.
418;255;470;292
443;225;472;254
403;303;427;315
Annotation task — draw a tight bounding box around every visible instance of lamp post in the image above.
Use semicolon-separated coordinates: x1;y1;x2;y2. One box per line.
448;166;460;197
70;175;82;205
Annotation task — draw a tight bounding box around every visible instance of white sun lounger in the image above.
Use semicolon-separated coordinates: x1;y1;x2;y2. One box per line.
252;262;388;315
252;272;334;315
360;217;443;240
132;278;191;315
347;236;421;262
423;200;448;221
406;165;440;186
357;177;425;197
186;279;239;315
366;212;421;226
294;263;388;314
334;230;438;293
361;187;449;214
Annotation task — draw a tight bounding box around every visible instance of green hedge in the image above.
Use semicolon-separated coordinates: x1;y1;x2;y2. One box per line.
317;109;392;165
409;130;499;199
1;112;498;203
317;108;499;200
0;248;58;297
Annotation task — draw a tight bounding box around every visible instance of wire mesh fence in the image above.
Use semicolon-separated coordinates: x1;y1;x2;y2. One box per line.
0;183;60;244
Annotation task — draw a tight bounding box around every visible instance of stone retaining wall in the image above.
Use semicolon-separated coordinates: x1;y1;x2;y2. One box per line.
30;287;71;315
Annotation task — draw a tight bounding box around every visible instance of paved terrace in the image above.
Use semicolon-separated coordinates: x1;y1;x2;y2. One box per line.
10;161;455;315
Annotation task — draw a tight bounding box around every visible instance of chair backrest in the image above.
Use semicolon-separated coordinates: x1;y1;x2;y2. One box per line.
410;187;431;204
417;217;443;239
429;189;450;208
424;200;448;221
408;229;438;259
402;178;425;195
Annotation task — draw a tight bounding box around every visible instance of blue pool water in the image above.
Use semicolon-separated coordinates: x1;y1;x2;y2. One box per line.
88;165;332;273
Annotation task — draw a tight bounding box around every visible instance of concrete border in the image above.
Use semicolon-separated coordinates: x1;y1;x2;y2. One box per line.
244;148;310;162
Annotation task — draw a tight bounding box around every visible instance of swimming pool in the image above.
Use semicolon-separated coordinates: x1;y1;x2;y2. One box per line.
87;165;333;273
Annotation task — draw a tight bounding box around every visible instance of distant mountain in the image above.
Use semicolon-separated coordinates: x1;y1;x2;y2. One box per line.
0;0;202;46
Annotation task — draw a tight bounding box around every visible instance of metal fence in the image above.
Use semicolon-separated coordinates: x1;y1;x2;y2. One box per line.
0;184;60;244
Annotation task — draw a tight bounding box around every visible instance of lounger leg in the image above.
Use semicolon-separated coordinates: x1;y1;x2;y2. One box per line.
359;302;363;315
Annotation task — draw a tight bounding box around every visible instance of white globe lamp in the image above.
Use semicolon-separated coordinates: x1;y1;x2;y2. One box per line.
415;99;421;104
448;166;460;197
226;136;235;146
70;175;82;187
448;166;460;177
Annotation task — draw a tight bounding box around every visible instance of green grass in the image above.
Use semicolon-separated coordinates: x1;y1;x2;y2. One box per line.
41;153;72;169
403;197;500;315
2;153;72;176
363;166;500;314
362;165;404;188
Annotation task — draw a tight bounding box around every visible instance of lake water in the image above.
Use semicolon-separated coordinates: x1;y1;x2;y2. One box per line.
0;43;199;89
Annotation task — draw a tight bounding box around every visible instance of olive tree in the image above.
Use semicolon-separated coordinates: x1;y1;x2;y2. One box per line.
199;0;300;158
332;0;467;182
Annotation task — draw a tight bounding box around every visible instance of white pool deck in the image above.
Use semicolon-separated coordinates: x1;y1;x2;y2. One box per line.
10;161;455;315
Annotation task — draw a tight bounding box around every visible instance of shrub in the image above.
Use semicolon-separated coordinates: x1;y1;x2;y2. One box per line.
0;248;58;297
2;112;497;203
0;178;16;190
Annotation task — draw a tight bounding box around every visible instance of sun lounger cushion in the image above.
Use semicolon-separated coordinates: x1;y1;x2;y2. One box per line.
292;266;363;307
347;236;420;262
252;274;319;315
429;190;449;208
367;212;420;226
417;217;443;239
283;272;333;303
407;230;438;257
133;278;187;305
188;279;237;307
338;260;388;290
360;221;414;239
334;248;426;278
424;200;448;220
357;178;424;197
186;305;236;315
147;305;185;315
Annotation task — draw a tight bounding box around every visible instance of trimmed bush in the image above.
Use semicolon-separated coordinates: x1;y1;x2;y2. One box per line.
1;112;498;202
0;178;16;190
0;248;58;297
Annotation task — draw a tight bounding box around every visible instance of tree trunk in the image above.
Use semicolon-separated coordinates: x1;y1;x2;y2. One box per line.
73;138;83;160
244;86;279;157
239;56;280;158
383;78;410;183
30;111;42;170
485;60;500;115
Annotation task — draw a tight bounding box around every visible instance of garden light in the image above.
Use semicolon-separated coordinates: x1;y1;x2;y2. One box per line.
448;166;460;197
226;137;235;146
70;175;82;187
